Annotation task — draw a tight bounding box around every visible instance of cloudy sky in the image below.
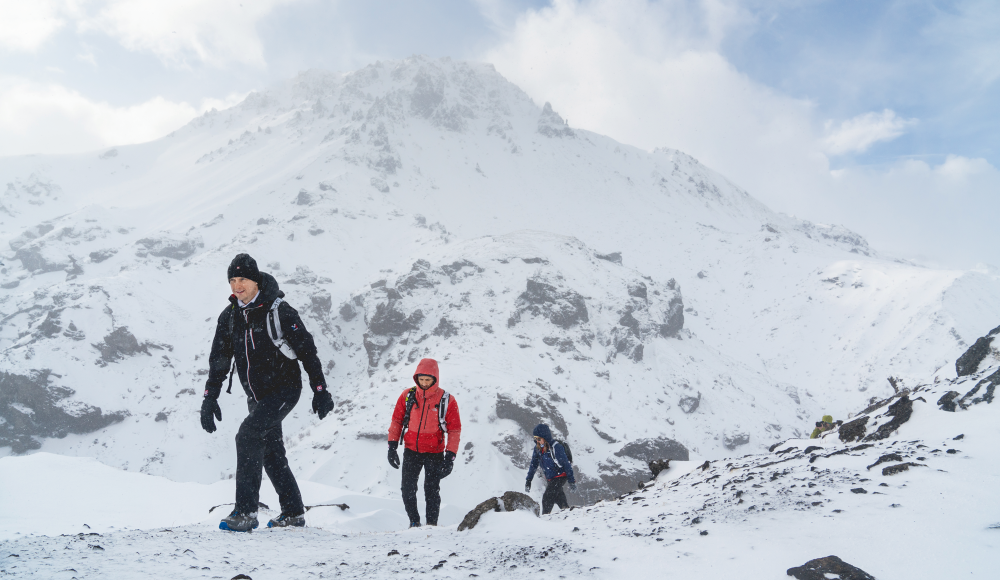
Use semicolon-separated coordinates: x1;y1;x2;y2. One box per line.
1;0;997;268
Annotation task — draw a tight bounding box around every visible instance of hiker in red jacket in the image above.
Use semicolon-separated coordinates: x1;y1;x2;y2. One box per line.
387;358;461;527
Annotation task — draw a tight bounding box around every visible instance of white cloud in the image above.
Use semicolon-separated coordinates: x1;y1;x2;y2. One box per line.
482;0;1000;267
77;0;301;68
823;109;917;156
0;77;243;156
0;0;67;52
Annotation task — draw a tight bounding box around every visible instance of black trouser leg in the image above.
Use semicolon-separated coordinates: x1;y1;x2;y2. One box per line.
542;478;568;514
401;449;423;524
401;449;444;525
235;389;302;515
423;454;443;525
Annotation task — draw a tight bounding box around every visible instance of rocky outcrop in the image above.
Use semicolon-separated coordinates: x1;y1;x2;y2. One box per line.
787;555;875;580
508;277;589;329
615;437;689;463
955;324;999;376
0;370;127;453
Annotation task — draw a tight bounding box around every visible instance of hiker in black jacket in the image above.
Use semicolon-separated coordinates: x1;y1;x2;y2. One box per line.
200;254;334;532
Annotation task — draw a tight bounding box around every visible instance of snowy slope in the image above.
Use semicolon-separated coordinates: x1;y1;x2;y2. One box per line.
2;333;996;579
1;56;999;503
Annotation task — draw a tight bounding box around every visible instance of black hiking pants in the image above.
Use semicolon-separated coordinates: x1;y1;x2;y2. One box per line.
235;388;304;516
542;477;569;514
401;448;444;525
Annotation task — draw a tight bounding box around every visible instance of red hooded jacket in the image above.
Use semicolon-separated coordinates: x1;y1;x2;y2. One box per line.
387;358;461;454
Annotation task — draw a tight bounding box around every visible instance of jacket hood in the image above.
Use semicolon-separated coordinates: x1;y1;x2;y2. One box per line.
532;423;553;441
413;358;439;387
821;415;833;423
229;271;284;307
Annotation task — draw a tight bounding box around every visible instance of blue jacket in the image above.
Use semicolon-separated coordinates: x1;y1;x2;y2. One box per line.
526;424;574;483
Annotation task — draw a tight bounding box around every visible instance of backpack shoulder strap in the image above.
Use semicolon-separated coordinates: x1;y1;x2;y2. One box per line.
399;387;418;442
437;391;450;433
266;297;298;359
549;440;565;470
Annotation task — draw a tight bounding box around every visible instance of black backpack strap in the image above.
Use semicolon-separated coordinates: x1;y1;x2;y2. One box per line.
399;388;418;443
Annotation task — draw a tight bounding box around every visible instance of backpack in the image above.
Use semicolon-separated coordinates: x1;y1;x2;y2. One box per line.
224;298;298;394
548;439;573;471
398;387;450;443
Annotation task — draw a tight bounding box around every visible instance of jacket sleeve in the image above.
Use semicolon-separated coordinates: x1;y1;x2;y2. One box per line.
204;306;234;400
277;301;327;393
527;447;540;481
810;428;820;439
387;391;408;443
444;395;461;454
554;443;574;483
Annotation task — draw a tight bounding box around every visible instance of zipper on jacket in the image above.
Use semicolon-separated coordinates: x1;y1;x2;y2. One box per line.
415;390;430;453
242;309;257;401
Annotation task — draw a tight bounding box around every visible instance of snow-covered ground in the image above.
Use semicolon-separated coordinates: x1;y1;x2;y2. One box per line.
3;352;997;578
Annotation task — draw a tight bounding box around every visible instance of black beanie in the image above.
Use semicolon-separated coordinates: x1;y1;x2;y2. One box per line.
228;253;261;284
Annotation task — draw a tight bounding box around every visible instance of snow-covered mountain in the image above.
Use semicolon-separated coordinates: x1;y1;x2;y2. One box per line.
1;56;998;505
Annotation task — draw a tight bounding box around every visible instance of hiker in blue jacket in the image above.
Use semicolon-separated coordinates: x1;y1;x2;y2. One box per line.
525;423;575;514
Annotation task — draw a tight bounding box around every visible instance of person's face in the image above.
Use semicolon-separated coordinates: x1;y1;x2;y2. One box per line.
533;435;546;448
417;376;435;389
230;277;259;302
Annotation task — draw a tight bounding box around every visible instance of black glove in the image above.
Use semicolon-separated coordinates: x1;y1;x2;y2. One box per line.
312;388;334;420
440;450;456;478
569;482;577;492
525;480;532;493
200;397;221;433
388;441;400;469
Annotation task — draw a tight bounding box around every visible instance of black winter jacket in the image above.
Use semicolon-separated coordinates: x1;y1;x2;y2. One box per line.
204;272;327;401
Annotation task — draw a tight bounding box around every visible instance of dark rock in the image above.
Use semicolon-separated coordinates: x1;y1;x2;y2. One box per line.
432;317;459;338
866;453;902;471
498;491;539;516
440;260;483;283
491;434;532;469
954;434;964;440
627;282;647;300
616;437;690;463
92;327;150;364
699;530;708;536
89;249;117;263
803;446;822;454
135;237;202;260
955;369;999;408
296;190;313;205
648;459;671;478
786;555;875;580
850;488;867;494
367;302;424;337
508;277;588;329
537;102;575;138
956;325;999;376
723;432;750;450
863;395;913;442
457;497;500;531
595;252;622;265
659;292;685;338
495;394;567;437
838;416;868;443
231;575;253;580
396;260;439;294
339;302;357;321
0;369;127;453
14;246;68;273
937;391;960;412
310;291;332;315
882;462;924;476
678;393;701;414
155;412;169;422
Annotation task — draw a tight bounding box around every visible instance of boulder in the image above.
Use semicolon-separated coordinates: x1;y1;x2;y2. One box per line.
955;324;999;376
457;492;539;531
